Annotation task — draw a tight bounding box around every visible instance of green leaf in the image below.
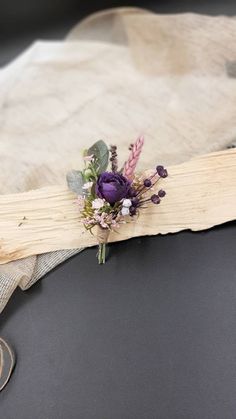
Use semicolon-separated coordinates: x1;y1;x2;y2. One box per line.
66;170;84;195
87;140;109;174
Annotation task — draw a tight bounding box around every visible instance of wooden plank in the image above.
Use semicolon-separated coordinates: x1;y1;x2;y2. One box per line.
0;149;235;264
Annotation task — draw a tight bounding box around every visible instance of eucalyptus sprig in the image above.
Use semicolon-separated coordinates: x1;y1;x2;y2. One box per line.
66;140;109;195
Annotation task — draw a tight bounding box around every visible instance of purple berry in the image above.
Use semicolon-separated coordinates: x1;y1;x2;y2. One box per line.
129;206;136;216
160;169;168;178
156;165;168;178
156;165;164;175
129;188;137;198
158;189;166;198
132;197;139;206
144;179;151;187
151;194;160;204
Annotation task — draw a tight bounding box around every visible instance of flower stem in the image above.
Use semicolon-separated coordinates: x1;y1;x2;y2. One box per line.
98;243;106;264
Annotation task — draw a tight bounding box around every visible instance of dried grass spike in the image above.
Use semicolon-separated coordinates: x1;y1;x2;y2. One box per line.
123;136;144;179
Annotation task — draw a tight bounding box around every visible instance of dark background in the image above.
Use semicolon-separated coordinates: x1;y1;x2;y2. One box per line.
0;1;236;418
0;0;236;66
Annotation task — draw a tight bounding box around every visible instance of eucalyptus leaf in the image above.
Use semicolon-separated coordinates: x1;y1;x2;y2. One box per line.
66;170;84;195
88;140;109;174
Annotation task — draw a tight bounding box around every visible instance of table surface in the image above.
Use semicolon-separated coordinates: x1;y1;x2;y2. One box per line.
1;2;236;419
1;225;236;419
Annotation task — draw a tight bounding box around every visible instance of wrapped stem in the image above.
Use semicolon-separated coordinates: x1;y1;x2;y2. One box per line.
97;226;110;264
98;242;106;264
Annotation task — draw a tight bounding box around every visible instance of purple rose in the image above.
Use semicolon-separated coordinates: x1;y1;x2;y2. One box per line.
95;172;131;205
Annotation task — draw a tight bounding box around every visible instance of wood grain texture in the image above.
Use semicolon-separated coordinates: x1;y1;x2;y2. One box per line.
0;149;235;265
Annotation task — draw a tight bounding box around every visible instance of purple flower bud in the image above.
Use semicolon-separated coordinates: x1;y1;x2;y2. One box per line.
158;189;166;198
144;179;151;187
96;172;131;205
151;194;160;204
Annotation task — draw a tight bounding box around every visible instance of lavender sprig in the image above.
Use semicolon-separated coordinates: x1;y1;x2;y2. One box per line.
109;145;118;173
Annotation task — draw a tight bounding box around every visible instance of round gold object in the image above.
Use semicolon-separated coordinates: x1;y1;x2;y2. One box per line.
0;338;15;391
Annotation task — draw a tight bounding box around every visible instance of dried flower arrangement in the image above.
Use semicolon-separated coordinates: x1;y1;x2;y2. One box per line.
66;137;168;264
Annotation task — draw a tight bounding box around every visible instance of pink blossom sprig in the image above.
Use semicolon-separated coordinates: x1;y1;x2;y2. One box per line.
123;136;144;180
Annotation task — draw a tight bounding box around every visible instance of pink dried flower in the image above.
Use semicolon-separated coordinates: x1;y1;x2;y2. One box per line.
76;196;85;210
83;155;94;162
123;136;144;180
83;218;95;226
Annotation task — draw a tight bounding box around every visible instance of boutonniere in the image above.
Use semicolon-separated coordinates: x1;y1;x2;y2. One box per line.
67;137;168;264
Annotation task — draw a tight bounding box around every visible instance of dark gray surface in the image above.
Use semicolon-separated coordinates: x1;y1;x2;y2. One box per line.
1;0;236;67
0;225;236;419
1;1;236;418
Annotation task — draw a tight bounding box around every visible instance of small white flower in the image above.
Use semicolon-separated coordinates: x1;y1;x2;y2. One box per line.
121;207;130;216
92;198;104;209
122;199;132;208
83;181;93;190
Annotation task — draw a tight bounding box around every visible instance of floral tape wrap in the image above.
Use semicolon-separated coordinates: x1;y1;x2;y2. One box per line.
97;226;110;244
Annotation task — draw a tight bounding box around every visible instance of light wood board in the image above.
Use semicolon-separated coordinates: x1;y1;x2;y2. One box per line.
0;149;235;265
